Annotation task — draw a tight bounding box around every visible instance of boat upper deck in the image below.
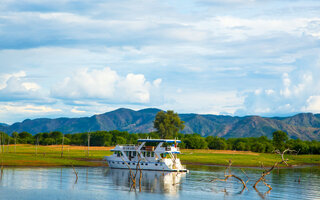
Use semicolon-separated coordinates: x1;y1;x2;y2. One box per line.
137;139;181;143
111;139;181;153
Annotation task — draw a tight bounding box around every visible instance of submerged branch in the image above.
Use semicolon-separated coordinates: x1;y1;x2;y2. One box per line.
253;148;297;189
211;159;247;190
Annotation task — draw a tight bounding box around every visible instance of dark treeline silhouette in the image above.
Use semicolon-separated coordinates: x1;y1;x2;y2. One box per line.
0;130;319;154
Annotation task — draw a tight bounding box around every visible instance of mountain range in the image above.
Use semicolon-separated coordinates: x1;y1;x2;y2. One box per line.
0;108;319;141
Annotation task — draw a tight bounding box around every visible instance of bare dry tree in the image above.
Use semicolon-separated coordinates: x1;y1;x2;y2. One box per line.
211;160;248;192
7;138;9;153
35;136;39;157
253;148;296;190
61;134;64;158
71;163;78;184
87;133;90;157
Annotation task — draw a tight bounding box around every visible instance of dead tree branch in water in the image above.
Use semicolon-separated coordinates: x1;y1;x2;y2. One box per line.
71;164;78;184
121;155;143;192
211;160;248;192
253;148;297;190
253;186;272;199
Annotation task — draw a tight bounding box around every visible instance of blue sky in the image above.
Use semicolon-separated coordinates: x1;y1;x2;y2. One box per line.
1;0;320;124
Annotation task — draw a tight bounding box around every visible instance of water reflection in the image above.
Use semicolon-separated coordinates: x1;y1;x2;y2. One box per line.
105;169;185;194
0;166;318;200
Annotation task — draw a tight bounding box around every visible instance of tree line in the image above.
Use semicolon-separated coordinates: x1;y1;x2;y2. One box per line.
0;130;319;154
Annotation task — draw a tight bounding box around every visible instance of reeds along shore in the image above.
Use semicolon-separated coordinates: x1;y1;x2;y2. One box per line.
0;144;318;167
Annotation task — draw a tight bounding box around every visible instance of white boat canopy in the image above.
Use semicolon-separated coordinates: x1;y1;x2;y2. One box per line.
137;139;181;143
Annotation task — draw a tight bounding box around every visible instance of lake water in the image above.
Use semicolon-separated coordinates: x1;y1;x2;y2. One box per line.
0;165;319;200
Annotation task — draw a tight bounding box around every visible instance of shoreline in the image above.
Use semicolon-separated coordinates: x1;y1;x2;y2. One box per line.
182;162;320;169
0;160;318;169
0;145;318;168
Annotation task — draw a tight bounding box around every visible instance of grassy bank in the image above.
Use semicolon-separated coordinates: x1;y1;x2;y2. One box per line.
0;145;319;167
0;145;112;167
180;149;320;167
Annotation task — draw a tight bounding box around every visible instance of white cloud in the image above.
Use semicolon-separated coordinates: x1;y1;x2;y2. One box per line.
0;71;26;89
51;67;162;104
153;78;162;88
0;102;63;124
163;90;244;115
0;104;61;114
71;107;86;114
237;62;320;115
52;67;118;99
117;73;151;103
0;71;42;101
21;82;41;91
305;96;320;113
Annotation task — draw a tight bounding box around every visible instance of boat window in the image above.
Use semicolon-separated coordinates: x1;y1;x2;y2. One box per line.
133;163;135;165
141;163;144;165
151;152;154;157
155;164;158;166
133;152;136;156
147;152;150;157
143;152;146;157
116;151;123;157
122;162;125;165
145;163;148;166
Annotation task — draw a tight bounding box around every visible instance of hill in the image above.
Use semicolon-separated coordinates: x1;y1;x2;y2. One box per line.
0;108;319;140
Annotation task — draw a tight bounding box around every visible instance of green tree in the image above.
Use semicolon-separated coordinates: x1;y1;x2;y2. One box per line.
236;142;246;151
49;131;63;144
43;138;55;145
251;142;266;153
154;110;185;139
183;134;207;149
272;130;288;151
90;131;107;146
18;131;33;144
11;132;18;153
206;136;227;150
116;136;126;144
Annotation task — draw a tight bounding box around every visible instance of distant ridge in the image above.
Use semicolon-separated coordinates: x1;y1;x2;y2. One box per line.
0;123;8;127
0;108;319;141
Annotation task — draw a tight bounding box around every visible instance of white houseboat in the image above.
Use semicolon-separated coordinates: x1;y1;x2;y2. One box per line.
104;139;188;172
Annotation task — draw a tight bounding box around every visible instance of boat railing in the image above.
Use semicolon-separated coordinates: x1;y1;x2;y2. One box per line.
118;145;137;151
165;146;180;152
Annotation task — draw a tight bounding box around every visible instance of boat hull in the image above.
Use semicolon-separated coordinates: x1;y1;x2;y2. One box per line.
104;158;188;172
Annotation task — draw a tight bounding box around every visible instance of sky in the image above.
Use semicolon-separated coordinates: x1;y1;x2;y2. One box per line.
1;0;320;124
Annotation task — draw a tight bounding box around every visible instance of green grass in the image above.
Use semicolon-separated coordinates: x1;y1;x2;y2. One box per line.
0;145;112;167
180;149;320;167
0;145;318;167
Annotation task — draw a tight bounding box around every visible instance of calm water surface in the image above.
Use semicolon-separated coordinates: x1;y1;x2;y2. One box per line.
0;165;319;200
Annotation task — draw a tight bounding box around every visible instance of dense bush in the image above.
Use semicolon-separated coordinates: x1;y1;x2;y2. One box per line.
0;130;319;154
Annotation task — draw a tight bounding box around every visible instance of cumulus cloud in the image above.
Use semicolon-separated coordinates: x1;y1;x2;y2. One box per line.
236;61;320;116
305;96;320;113
51;67;162;104
0;71;42;101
